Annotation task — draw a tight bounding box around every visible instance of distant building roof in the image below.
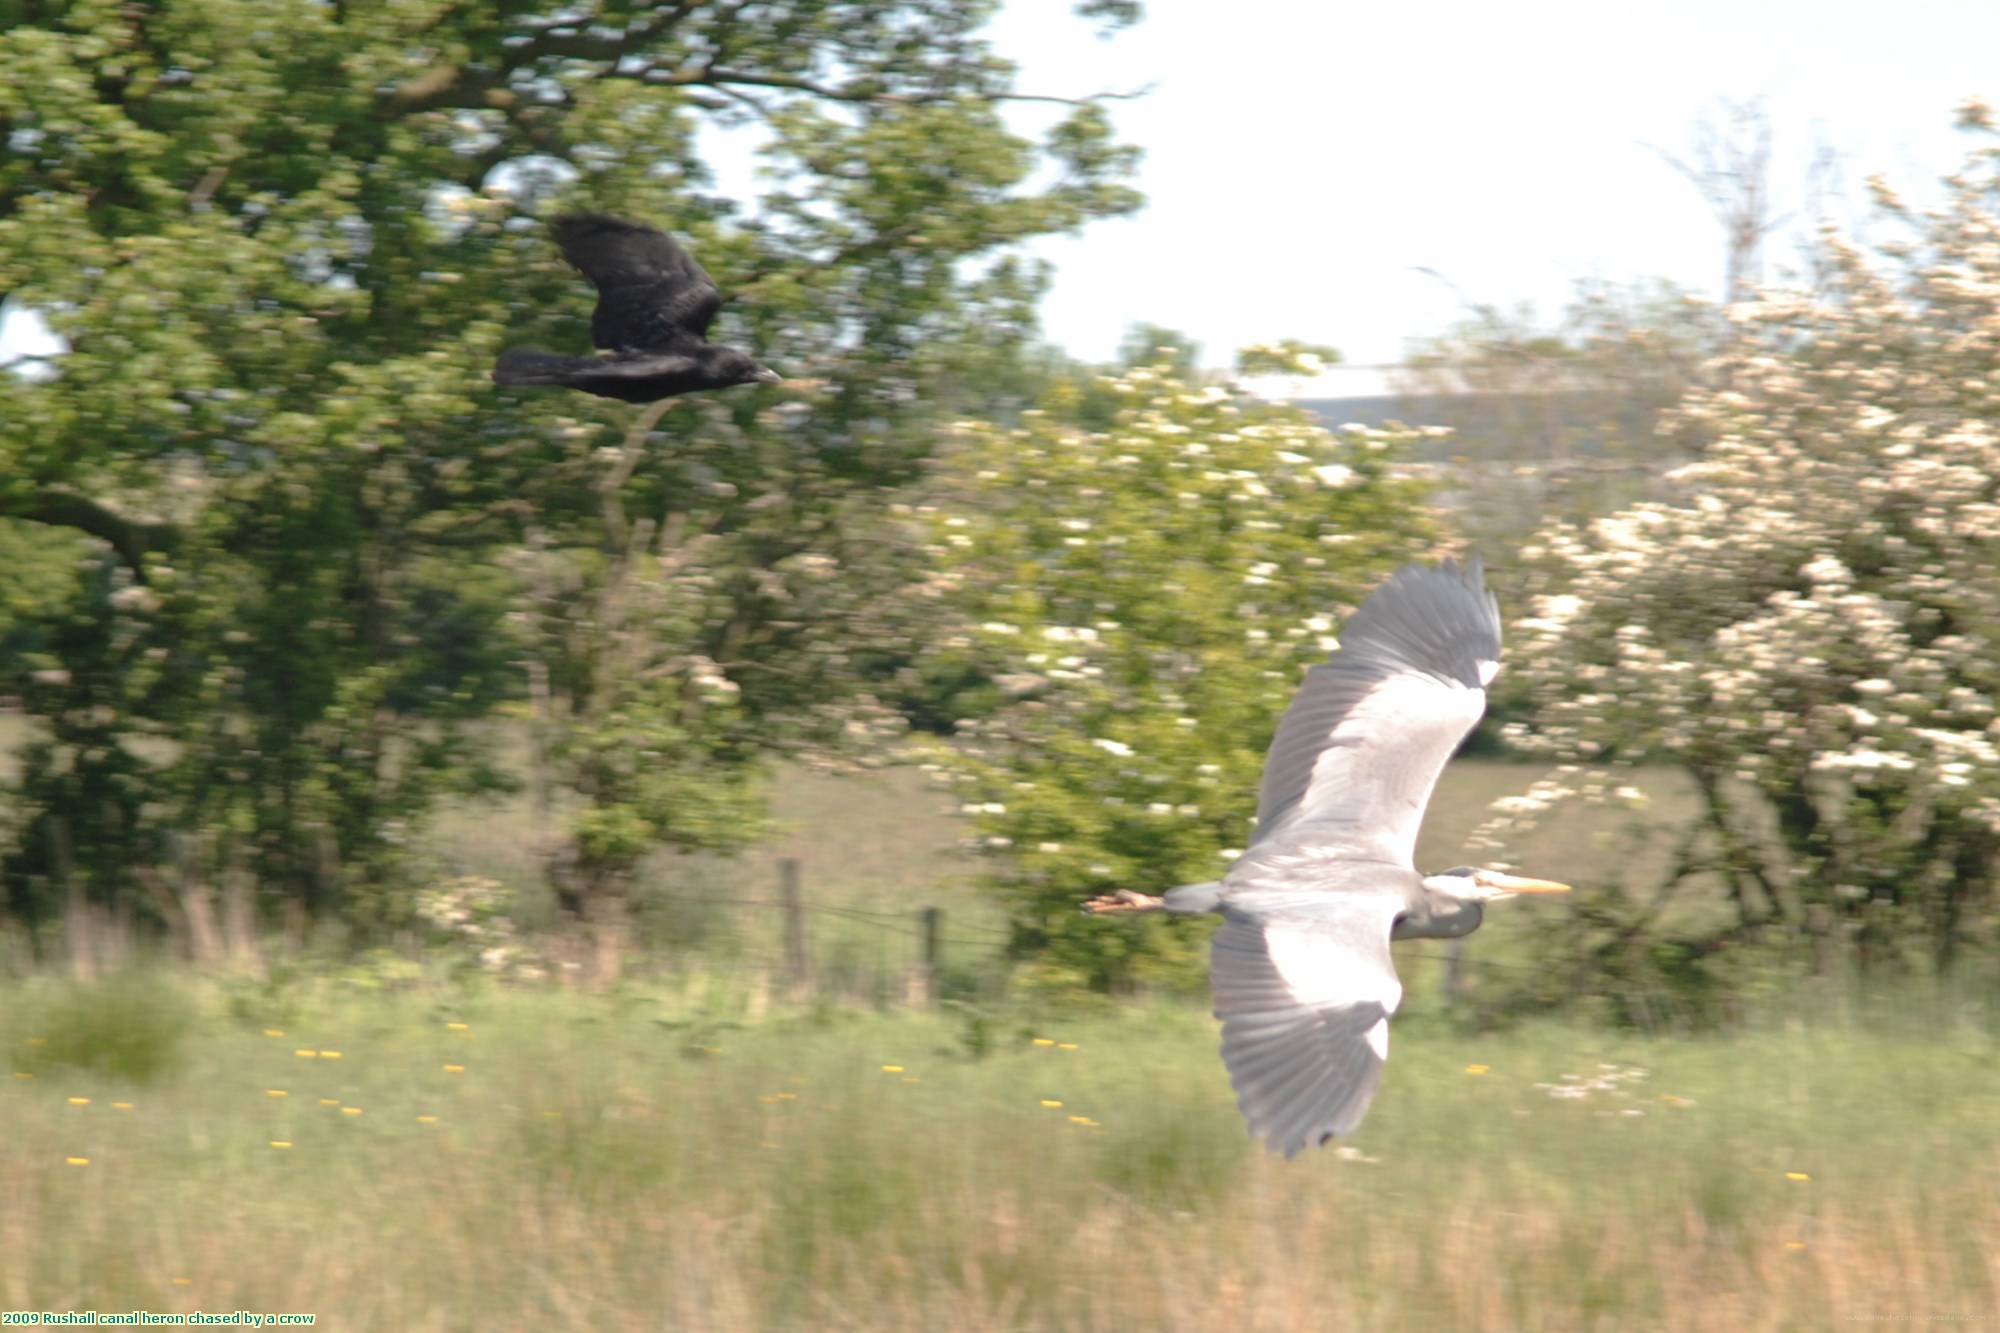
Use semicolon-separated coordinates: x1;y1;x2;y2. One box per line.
1236;364;1403;401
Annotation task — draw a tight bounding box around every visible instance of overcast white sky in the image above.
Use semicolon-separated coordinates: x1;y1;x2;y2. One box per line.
7;1;1997;392
984;0;2000;390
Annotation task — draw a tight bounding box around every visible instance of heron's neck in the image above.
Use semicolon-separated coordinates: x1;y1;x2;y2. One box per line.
1393;892;1484;941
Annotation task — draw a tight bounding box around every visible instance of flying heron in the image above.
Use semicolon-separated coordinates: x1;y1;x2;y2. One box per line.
1085;557;1569;1158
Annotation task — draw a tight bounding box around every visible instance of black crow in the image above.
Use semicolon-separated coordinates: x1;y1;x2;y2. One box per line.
493;213;781;403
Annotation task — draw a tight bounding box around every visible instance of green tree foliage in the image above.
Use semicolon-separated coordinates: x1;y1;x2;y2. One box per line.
1490;103;2000;1008
922;350;1436;995
0;0;1141;947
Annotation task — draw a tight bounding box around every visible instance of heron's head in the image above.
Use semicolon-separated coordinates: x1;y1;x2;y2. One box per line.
1421;866;1572;902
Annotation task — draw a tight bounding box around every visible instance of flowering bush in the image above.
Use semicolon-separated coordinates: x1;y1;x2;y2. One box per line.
1495;102;2000;986
922;354;1437;994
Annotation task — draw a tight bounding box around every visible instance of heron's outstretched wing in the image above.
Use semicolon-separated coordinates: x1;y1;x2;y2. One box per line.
1251;557;1499;864
1211;888;1405;1157
551;214;722;352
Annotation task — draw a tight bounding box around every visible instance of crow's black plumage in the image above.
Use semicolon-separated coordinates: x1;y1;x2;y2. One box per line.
493;213;781;404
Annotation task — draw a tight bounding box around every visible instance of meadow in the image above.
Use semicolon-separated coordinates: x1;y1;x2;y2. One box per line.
5;973;1996;1331
6;755;1996;1330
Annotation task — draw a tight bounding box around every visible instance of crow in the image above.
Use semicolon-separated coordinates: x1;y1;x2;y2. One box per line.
493;213;781;403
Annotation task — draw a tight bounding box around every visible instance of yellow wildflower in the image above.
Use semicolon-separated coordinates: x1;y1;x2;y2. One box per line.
294;1049;317;1059
270;1141;292;1149
111;1102;133;1111
319;1098;340;1106
1465;1064;1491;1076
1040;1099;1062;1109
263;1029;285;1038
443;1063;466;1073
1057;1043;1079;1051
446;1022;469;1031
416;1115;438;1124
266;1089;288;1098
881;1065;904;1073
1783;1241;1807;1251
65;1156;89;1166
1786;1172;1810;1182
1031;1038;1055;1047
320;1050;343;1061
341;1107;363;1117
67;1096;90;1105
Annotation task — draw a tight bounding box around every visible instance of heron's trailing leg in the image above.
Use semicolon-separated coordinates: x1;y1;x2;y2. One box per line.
1082;889;1164;914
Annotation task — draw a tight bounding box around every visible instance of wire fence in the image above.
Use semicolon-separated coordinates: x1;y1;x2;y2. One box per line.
2;849;1551;1007
631;857;1550;1015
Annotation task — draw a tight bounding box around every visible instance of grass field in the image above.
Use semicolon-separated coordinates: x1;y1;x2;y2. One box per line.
7;725;1992;1329
4;975;1995;1331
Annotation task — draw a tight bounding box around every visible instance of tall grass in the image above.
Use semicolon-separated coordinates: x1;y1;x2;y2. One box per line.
5;978;1994;1330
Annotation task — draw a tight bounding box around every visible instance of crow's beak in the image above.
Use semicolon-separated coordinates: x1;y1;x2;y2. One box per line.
753;366;783;385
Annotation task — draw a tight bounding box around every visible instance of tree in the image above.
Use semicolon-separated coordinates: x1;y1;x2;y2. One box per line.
0;0;1142;961
922;345;1436;995
1392;278;1724;550
1490;102;2000;1011
1650;97;1842;306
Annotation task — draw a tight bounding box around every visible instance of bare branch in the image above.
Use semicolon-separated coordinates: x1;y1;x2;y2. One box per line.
1646;98;1795;303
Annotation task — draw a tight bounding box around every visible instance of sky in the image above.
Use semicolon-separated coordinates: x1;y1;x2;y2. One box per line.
7;1;1998;394
981;0;2000;392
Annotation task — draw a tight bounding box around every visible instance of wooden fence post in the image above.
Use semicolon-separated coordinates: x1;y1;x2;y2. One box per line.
921;906;941;1007
1442;936;1466;1010
780;858;812;1001
907;906;942;1008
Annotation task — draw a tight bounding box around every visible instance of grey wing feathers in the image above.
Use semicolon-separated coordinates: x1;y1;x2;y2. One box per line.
1212;894;1405;1156
551;214;722;352
1251;557;1500;862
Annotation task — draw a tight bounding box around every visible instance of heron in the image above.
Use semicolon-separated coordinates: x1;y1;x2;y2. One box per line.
1084;556;1569;1158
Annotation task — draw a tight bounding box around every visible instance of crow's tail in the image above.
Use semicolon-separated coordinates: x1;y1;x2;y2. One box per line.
492;349;598;386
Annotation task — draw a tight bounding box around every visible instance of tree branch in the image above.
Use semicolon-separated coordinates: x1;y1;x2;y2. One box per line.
647;65;1150;108
382;11;1147;120
5;489;176;579
380;2;701;116
1689;762;1787;926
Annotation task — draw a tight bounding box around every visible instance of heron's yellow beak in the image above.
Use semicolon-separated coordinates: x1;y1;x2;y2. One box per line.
1480;871;1571;895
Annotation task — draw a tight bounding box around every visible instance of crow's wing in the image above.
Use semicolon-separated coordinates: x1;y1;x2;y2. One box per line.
492;348;700;387
551;213;722;352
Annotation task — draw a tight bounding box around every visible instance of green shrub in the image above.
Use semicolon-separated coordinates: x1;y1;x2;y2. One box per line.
11;973;191;1084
